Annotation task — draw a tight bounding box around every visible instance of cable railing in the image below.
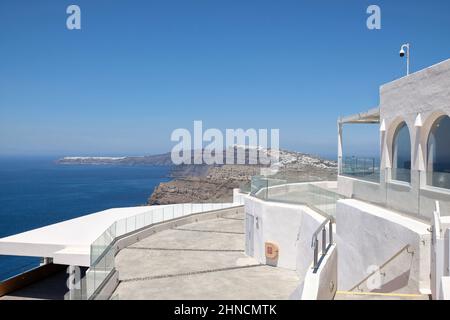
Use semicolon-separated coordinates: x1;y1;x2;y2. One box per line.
84;200;244;300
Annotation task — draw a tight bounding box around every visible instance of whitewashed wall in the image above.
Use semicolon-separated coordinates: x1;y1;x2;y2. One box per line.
244;196;326;281
336;199;431;293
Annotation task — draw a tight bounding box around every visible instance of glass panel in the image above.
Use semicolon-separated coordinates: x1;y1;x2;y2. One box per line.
387;169;419;217
251;176;268;199
85;269;95;299
163;206;174;220
183;203;192;216
126;216;136;233
192;204;202;213
144;210;153;226
105;246;115;273
427;116;450;188
239;182;251;194
136;213;145;229
427;170;450;190
203;203;213;212
153;208;163;223
115;219;126;238
266;178;288;201
392;122;411;183
420;171;450;219
392;168;411;184
341;156;380;183
173;205;182;218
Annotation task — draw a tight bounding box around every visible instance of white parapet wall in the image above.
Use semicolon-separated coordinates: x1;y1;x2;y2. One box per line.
244;195;327;281
301;244;338;300
336;199;431;294
440;277;450;300
233;188;248;205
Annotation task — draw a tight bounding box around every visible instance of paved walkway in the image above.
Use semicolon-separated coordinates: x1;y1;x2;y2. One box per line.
113;209;300;300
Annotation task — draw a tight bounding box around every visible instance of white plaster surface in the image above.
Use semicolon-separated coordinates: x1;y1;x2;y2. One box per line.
440;277;450;300
244;196;326;282
336;199;431;293
301;244;337;300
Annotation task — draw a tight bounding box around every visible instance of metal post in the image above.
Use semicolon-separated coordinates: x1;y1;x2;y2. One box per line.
407;44;410;75
400;43;410;76
322;228;327;254
337;120;343;175
329;221;333;245
313;238;318;269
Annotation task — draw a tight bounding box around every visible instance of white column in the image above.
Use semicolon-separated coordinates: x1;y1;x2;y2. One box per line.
337;119;343;175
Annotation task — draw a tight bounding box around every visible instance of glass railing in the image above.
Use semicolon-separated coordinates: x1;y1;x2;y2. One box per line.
339;156;380;183
239;181;251;194
250;175;343;218
85;201;243;300
427;170;450;190
251;168;450;221
391;167;412;183
342;168;450;220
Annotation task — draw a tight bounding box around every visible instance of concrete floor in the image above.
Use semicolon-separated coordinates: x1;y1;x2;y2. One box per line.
113;210;300;300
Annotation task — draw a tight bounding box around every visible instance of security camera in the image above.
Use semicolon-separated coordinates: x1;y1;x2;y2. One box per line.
399;43;410;75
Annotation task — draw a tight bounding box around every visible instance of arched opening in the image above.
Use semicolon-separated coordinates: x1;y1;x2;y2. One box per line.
427;115;450;189
392;122;411;183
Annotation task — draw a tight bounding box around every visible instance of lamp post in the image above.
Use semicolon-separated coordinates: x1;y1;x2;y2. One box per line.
399;43;410;76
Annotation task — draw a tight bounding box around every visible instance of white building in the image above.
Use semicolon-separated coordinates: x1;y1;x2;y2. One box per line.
245;58;450;299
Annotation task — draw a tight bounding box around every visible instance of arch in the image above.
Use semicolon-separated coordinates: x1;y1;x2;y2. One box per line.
426;115;450;189
392;121;411;183
384;117;412;170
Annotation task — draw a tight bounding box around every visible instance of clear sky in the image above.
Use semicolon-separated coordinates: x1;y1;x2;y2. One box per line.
1;0;449;159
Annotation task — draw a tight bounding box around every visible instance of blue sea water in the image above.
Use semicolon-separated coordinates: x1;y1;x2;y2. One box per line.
0;157;171;281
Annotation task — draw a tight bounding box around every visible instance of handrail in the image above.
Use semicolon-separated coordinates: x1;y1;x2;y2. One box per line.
348;244;413;292
311;216;334;272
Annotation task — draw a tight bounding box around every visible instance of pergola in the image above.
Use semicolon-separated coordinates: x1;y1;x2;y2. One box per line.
337;107;380;174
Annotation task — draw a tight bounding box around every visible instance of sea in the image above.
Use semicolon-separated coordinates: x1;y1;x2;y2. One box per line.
0;156;171;281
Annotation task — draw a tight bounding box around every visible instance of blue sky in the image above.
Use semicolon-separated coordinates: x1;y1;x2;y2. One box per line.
0;0;449;159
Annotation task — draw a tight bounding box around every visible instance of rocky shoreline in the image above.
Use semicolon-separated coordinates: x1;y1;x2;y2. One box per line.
57;149;338;205
147;152;337;205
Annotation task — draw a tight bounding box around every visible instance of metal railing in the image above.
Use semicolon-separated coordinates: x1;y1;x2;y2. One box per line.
311;217;334;272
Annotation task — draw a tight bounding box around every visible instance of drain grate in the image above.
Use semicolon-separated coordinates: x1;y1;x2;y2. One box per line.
221;217;245;221
120;264;263;283
174;228;245;235
125;247;244;252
